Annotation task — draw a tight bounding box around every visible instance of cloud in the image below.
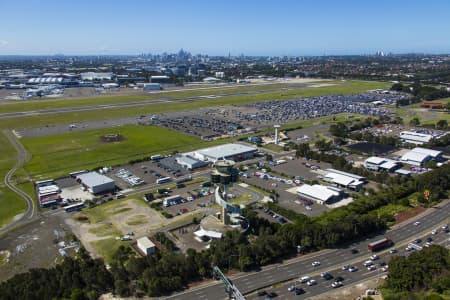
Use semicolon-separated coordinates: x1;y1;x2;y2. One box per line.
0;40;8;48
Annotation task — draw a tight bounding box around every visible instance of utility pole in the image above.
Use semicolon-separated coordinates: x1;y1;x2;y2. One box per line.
213;266;246;300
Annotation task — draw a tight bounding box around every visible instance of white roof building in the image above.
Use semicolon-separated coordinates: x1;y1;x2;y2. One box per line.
400;147;443;166
137;237;156;255
297;184;343;205
189;143;257;163
323;171;365;191
399;131;433;144
364;156;401;172
194;228;223;239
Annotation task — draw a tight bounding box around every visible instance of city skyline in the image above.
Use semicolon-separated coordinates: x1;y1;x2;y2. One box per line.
1;0;450;56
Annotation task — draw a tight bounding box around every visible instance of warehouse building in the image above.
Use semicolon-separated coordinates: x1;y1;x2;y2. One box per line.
188;143;258;163
323;169;366;191
364;156;402;172
137;237;156;256
143;83;162;91
297;184;343;205
399;130;448;145
176;155;209;170
76;172;115;194
401;147;443;166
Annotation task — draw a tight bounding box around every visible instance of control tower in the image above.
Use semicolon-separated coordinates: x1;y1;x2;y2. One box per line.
210;160;240;225
274;124;281;145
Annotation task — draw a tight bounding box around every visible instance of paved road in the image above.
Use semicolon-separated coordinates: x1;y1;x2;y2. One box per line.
0;86;308;119
0;130;36;235
164;200;450;300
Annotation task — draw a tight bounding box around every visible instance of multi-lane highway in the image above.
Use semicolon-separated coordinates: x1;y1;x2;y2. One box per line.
164;200;450;300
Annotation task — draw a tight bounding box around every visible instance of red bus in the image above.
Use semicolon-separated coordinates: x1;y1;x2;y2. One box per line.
368;238;393;252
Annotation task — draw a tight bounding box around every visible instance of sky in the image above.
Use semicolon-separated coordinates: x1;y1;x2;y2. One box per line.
1;0;450;56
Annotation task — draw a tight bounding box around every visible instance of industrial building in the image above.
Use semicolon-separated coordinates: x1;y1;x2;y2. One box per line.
76;172;115;194
364;156;402;172
137;237;156;255
297;184;343;205
323;169;366;191
188;143;258;163
401;147;443;166
175;155;209;170
399;130;448;145
80;72;113;81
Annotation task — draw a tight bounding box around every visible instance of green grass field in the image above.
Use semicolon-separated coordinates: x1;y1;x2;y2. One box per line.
22;125;204;179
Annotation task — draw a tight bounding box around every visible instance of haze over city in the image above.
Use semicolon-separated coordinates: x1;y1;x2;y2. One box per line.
1;0;450;55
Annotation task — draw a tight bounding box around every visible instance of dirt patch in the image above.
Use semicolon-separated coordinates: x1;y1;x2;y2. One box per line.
99;133;125;143
395;206;426;224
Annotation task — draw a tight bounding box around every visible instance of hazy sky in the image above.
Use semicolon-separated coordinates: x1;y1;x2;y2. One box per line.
1;0;450;55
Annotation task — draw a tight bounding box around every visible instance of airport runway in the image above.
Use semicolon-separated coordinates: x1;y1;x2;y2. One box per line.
0;85;308;119
164;200;450;300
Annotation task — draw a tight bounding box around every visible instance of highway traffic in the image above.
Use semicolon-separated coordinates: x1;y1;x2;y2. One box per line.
164;200;450;300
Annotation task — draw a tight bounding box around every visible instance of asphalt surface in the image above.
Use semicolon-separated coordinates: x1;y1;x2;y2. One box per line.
0;86;308;119
164;200;450;300
0;130;36;235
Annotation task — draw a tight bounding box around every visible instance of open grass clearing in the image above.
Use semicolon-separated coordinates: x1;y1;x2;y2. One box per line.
88;223;122;238
126;214;148;226
229;194;252;205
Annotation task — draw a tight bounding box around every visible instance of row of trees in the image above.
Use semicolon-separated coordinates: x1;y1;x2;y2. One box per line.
383;245;450;299
0;248;113;300
391;82;450;105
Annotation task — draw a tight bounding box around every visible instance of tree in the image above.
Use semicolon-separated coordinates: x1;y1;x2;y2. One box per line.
436;119;448;130
409;117;420;126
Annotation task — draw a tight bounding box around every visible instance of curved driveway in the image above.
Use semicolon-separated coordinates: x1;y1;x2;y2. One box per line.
0;130;36;235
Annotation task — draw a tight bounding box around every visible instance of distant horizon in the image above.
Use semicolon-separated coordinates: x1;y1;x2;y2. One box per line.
0;50;449;58
1;0;450;56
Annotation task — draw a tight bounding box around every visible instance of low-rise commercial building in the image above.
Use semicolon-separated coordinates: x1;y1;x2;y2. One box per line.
297;184;343;205
401;147;443;166
76;172;115;194
188;143;258;163
323;168;366;191
176;155;209;170
364;156;401;172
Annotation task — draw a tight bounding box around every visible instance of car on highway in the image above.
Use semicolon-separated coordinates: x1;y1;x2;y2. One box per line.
370;254;379;261
414;221;421;226
350;248;359;254
342;265;350;270
299;276;310;283
389;249;398;254
348;266;358;272
363;260;373;267
288;285;296;292
307;279;317;286
426;237;433;242
431;229;438;235
321;272;333;280
368;265;377;271
312;261;321;267
257;290;267;297
425;242;432;247
331;281;343;288
381;265;389;272
294;287;305;295
414;238;422;244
